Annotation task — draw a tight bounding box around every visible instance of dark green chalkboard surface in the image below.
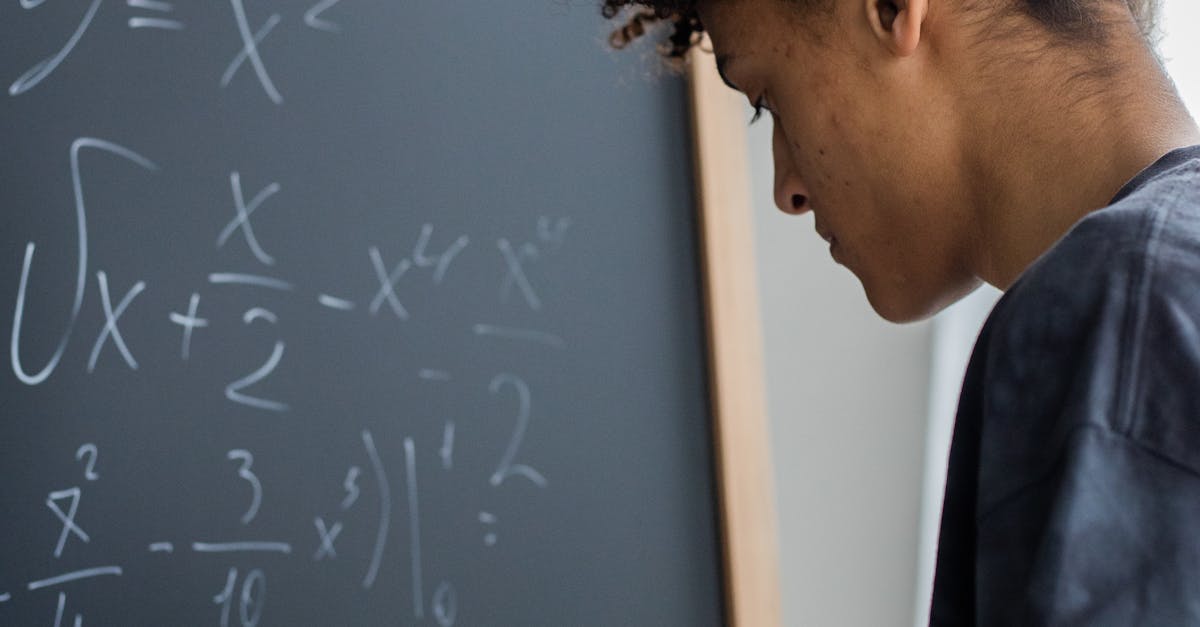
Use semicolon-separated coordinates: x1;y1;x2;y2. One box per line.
0;1;726;624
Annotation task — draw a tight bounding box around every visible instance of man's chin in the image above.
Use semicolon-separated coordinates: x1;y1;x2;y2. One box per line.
863;277;984;324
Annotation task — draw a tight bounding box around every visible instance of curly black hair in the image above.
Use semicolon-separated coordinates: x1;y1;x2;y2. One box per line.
601;0;1161;59
601;1;705;60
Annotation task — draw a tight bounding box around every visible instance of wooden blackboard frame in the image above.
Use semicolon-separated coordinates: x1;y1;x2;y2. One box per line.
687;41;783;627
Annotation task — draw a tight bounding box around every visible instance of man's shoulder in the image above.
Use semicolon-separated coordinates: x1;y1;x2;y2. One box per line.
992;155;1200;340
973;156;1200;486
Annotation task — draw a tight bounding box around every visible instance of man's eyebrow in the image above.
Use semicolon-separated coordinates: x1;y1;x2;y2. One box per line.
715;53;741;92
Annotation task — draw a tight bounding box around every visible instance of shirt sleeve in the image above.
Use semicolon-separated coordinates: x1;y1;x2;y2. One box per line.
974;425;1200;626
970;219;1200;625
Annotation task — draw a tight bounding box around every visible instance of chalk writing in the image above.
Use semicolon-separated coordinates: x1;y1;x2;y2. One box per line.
27;566;122;591
87;271;146;372
226;308;287;411
226;449;262;525
10;138;157;385
218;172;282;266
169;293;207;360
497;218;571;310
128;0;183;30
420;368;452;382
317;294;355;310
340;466;361;510
404;436;424;619
497;238;542;310
192;542;291;554
225;340;287;411
440;421;455;469
303;0;344;33
213;567;266;627
537;216;572;251
242;307;277;326
473;323;566;349
223;0;282;104
52;591;82;627
5;411;552;622
3;3;585;623
9;0;102;96
367;247;411;319
360;430;389;589
479;511;498;547
207;273;294;291
312;518;341;560
75;444;99;481
433;581;458;627
46;488;89;558
488;374;548;488
411;223;470;285
128;16;183;30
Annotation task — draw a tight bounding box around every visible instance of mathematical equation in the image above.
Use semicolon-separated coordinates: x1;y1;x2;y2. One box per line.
1;1;611;624
12;0;349;103
1;128;575;621
9;135;572;403
3;410;551;626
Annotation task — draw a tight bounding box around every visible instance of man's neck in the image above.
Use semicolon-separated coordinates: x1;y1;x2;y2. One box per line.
961;31;1200;290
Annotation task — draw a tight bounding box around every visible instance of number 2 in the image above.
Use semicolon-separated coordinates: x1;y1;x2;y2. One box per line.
225;340;288;412
75;443;98;481
488;374;547;488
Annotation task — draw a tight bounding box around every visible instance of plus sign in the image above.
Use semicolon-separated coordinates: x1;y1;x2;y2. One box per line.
168;293;208;360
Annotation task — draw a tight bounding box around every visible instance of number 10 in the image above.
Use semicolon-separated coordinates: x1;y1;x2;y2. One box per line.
212;567;266;627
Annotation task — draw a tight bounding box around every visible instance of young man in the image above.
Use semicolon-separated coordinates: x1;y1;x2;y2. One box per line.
605;0;1200;623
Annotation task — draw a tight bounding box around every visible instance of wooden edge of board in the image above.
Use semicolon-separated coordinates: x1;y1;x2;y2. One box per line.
685;36;782;627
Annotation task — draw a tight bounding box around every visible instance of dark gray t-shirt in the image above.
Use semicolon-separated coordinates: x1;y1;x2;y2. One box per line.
929;145;1200;626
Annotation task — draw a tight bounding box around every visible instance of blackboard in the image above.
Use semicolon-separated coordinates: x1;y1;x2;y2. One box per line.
0;1;739;625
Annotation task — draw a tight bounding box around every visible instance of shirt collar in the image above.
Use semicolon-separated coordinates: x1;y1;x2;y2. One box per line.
1110;144;1200;204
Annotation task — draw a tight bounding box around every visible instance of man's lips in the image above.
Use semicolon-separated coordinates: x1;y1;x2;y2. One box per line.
816;226;841;263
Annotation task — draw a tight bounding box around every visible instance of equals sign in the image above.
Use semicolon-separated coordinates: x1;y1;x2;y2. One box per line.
127;0;184;30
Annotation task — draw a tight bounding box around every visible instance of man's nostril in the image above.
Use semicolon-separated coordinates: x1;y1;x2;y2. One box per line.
792;194;807;211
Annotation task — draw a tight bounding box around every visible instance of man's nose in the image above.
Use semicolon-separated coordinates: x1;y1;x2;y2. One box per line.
771;126;810;215
774;172;810;215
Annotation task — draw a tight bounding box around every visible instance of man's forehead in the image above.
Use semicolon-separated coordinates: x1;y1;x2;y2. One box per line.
696;0;761;43
698;0;787;72
695;1;753;88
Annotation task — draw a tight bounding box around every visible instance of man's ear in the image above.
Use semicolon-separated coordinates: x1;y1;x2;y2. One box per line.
866;0;927;57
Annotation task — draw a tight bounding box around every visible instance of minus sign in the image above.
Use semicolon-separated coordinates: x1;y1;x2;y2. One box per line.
148;542;174;553
128;17;185;30
0;592;10;602
318;294;356;311
418;369;451;382
191;541;292;554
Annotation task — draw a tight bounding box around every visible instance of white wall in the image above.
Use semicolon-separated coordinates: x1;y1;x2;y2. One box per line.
1161;0;1200;116
911;288;998;627
746;119;935;627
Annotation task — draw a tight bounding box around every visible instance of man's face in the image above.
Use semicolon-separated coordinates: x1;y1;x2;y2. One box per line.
696;0;982;322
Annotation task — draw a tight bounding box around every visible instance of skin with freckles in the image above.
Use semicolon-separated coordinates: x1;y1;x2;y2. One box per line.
693;0;1200;322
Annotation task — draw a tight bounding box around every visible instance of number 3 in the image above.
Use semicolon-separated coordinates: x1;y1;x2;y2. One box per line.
227;449;262;525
